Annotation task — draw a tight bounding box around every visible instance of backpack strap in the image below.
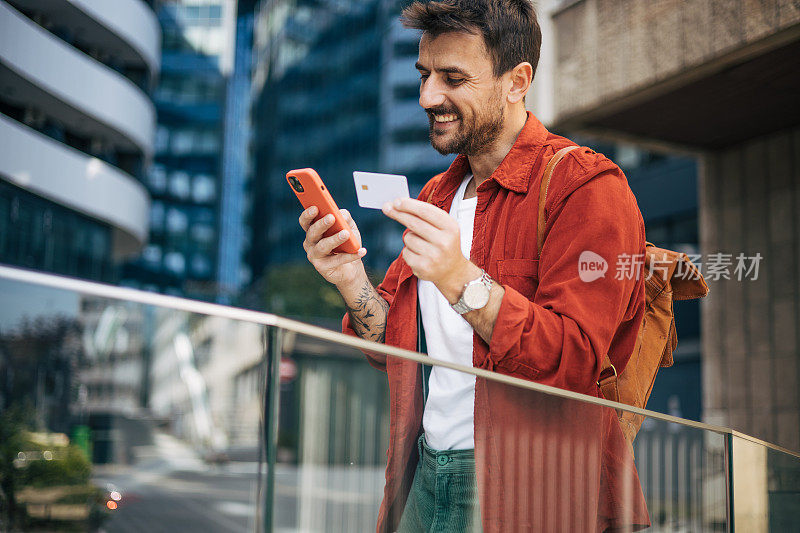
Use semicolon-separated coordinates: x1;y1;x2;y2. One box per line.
598;357;620;403
537;146;579;256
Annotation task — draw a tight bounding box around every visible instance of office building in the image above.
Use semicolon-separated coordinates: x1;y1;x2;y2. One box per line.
122;0;251;302
249;0;455;285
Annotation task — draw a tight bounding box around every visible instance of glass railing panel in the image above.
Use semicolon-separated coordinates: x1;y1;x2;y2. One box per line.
268;329;388;532
634;419;728;531
0;272;268;532
269;329;731;532
730;433;800;532
6;265;800;533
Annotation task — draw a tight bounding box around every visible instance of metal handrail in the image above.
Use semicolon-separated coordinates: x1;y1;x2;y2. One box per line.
1;263;798;459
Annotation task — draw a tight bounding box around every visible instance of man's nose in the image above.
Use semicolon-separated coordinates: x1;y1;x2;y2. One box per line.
419;78;446;109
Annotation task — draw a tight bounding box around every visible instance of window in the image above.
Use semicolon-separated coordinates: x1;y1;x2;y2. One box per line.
191;223;215;244
155;126;170;153
150;201;165;230
166;208;188;234
149;164;167;192
171;129;194;154
191;253;212;276
169;171;191;200
164;252;185;274
615;144;642;170
142;245;162;264
199;131;219;153
193;174;216;203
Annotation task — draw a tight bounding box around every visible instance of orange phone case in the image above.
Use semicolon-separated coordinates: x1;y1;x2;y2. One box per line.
286;168;360;255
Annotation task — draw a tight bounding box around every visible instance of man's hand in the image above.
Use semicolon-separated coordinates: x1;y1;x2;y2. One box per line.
300;206;367;289
381;198;478;304
382;197;504;344
300;206;388;344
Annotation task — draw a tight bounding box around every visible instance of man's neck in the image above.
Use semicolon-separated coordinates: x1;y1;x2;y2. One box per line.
464;106;529;196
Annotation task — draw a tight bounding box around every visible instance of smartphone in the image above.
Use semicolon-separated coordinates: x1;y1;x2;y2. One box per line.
286;168;360;254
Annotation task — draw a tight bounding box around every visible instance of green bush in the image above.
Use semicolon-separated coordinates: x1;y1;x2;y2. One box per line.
19;442;91;488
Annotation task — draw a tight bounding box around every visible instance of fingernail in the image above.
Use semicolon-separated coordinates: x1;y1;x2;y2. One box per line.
382;202;392;212
393;198;403;208
339;230;349;238
325;214;334;223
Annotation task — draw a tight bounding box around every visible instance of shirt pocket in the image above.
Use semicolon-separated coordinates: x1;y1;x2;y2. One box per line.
497;258;539;300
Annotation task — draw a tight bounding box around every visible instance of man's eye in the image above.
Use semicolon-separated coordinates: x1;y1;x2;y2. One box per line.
419;74;429;81
447;77;464;85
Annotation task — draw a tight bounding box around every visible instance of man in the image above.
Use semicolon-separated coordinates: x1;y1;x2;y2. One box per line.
299;1;649;531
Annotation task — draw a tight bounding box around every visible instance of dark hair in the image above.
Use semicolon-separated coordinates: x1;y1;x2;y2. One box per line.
400;0;542;79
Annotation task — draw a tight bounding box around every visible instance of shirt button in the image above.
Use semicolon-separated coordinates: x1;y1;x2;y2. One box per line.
437;455;449;466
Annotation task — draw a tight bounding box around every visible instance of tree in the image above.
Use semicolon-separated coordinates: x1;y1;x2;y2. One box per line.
254;262;385;326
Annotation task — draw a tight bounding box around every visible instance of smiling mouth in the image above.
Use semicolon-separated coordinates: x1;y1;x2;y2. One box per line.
432;113;458;123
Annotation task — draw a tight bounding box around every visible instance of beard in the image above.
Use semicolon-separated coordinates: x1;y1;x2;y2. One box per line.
426;91;505;156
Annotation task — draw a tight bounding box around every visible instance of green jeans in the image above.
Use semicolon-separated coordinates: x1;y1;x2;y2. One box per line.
396;435;482;533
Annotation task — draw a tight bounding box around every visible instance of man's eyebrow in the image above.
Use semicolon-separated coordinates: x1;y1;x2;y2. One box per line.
414;62;469;76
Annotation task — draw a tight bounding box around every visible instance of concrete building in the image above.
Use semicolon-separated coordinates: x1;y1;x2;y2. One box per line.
0;0;160;281
547;0;800;451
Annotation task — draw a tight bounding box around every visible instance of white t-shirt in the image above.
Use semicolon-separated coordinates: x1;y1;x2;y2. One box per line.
418;174;477;450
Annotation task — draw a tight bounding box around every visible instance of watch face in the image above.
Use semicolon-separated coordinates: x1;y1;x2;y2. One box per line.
463;282;490;309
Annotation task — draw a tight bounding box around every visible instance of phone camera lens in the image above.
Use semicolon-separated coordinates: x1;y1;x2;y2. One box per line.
289;176;304;193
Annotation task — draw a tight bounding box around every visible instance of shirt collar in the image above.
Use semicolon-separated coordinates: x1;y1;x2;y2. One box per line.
428;111;549;207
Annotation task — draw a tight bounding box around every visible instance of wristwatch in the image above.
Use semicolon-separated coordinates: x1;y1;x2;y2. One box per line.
451;270;493;315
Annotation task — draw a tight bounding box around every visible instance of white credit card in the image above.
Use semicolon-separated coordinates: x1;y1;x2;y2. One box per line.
353;171;410;209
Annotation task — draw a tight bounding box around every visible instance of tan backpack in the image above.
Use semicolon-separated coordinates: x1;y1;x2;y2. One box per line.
538;146;709;445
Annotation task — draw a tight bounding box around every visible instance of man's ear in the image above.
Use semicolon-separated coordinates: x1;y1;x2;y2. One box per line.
506;62;533;104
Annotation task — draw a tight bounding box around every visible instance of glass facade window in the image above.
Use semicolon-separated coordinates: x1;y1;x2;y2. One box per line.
615;144;642;169
124;0;237;299
155;126;170;153
191;252;212;276
199;130;219;153
164;251;185;274
150;201;165;230
166;208;188;234
150;164;168;192
193;174;216;203
142;244;162;264
191;223;215;244
171;129;194;154
0;180;114;281
169;171;191;199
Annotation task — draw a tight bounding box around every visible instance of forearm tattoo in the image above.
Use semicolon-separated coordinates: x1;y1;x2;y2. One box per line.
347;283;389;343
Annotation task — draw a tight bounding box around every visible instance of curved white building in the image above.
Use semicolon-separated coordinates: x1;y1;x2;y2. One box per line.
0;0;160;279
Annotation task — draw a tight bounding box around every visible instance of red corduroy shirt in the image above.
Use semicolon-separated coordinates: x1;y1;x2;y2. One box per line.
343;113;650;532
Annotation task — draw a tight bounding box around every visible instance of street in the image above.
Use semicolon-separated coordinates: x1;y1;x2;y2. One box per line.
92;431;384;532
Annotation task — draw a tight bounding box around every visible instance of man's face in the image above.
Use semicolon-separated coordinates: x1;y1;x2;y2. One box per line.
416;31;506;156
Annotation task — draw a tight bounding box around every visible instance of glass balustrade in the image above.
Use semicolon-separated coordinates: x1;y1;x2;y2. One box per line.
1;265;798;532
